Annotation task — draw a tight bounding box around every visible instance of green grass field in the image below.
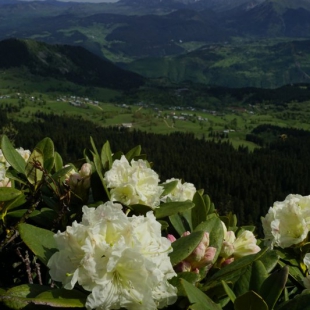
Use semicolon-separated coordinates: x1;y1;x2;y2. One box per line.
2;72;310;151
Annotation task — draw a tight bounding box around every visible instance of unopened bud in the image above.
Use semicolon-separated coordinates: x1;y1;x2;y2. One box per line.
79;163;92;178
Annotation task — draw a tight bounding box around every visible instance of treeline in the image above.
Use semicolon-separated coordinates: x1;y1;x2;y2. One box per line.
206;83;310;105
2;111;310;235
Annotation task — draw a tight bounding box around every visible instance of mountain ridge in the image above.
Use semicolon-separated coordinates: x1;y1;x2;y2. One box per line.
124;39;310;88
0;38;145;90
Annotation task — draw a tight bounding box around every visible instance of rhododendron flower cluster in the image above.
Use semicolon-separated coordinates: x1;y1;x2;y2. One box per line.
161;178;196;202
47;202;177;310
65;163;92;189
168;232;216;273
261;194;310;249
220;222;261;263
64;163;92;202
104;155;164;209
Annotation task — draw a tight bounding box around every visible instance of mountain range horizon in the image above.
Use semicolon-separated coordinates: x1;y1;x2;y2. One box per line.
0;0;310;88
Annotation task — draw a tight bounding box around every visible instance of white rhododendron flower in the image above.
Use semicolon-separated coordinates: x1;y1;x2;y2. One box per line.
220;222;260;260
0;150;9;168
161;178;196;202
262;194;310;249
104;155;163;209
0;177;11;188
48;202;177;310
0;163;6;181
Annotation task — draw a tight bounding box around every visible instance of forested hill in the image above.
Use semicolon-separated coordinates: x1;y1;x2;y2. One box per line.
0;38;145;90
2;111;310;234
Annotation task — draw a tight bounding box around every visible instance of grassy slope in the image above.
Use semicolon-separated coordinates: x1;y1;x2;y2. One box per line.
2;75;310;152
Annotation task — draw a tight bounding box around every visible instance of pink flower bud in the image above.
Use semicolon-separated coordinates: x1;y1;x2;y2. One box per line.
201;246;217;265
201;232;210;247
188;242;207;262
167;234;176;243
221;257;234;267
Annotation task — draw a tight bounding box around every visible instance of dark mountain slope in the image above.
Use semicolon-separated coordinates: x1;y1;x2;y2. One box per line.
226;0;310;37
0;38;145;90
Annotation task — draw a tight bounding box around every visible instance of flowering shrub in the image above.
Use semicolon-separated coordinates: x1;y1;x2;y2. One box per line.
104;155;163;208
0;135;309;309
48;202;177;309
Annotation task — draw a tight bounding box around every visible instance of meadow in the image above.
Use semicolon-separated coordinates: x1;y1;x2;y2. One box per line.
2;84;310;151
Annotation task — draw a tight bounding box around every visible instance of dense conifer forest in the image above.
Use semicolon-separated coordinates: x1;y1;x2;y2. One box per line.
2;110;310;235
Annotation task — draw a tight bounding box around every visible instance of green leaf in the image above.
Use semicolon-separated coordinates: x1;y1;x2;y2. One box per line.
203;194;211;215
92;151;110;199
181;278;222;310
35;137;54;172
112;150;123;161
50;164;74;183
233;265;253;297
0;284;51;310
54;151;63;172
1;135;26;174
209;202;215;214
169;230;205;266
169;213;187;236
7;209;40;219
4;170;27;185
221;280;236;303
18;223;57;266
101;140;113;170
0;188;23;201
25;149;44;185
161;180;178;197
130;204;154;216
194;214;224;262
90;136;100;157
220;212;237;230
155;201;195;219
203;248;269;291
277;290;310;310
191;191;207;230
259;249;279;273
158;220;169;231
239;225;256;233
234;291;268;310
125;145;141;162
33;289;87;308
0;286;87;309
1;194;26;218
259;265;289;310
170;272;200;297
189;303;217;310
28;208;58;227
249;260;268;293
183;209;193;232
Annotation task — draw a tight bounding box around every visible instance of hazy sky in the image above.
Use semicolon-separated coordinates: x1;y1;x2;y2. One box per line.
21;0;119;2
56;0;119;2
